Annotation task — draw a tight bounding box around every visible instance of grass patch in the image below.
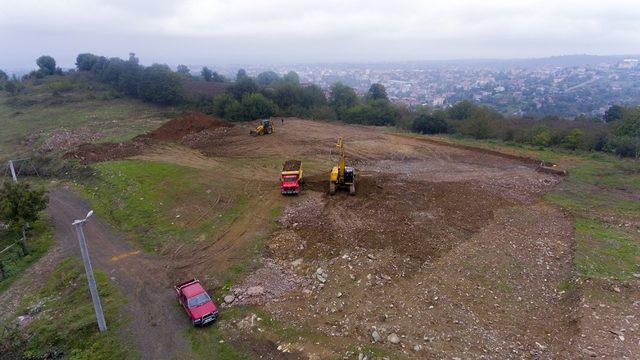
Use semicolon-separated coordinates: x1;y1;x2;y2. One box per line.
0;216;54;293
0;75;174;158
0;258;132;359
575;218;640;281
81;160;248;252
186;307;252;360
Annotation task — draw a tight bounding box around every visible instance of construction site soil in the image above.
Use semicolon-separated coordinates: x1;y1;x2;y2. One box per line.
51;116;638;359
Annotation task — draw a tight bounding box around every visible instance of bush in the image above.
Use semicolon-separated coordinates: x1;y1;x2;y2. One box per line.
412;114;449;134
239;93;278;120
138;64;184;104
343;99;399;126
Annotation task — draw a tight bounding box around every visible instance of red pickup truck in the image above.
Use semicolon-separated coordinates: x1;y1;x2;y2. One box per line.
174;279;218;326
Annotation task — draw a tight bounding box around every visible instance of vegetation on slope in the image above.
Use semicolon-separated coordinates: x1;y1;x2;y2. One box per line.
0;258;131;359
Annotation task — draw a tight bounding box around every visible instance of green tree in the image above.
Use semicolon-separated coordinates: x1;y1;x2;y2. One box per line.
562;128;585;150
0;182;48;232
240;93;278;120
0;69;8;82
329;82;358;118
300;84;327;108
412;114;449;134
212;93;239;118
612;107;640;138
604;105;624;123
75;53;100;71
448;100;476;120
282;71;300;85
366;83;388;101
210;71;226;82
256;71;280;86
530;125;552;147
236;68;248;81
201;66;213;81
343;99;399;126
138;64;184;104
36;55;56;76
226;77;258;100
176;64;191;75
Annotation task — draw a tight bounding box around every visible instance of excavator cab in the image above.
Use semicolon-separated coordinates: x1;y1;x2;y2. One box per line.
250;118;275;136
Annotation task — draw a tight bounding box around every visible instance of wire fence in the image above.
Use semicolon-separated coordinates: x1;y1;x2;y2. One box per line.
0;236;28;280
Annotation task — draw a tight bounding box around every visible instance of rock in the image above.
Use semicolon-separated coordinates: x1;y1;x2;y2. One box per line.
372;330;382;342
291;258;303;267
387;333;400;344
246;286;265;296
632;273;640;278
581;348;597;357
337;292;343;298
367;254;375;260
358;353;368;360
535;342;547;350
316;274;327;283
224;295;236;304
613;286;621;293
413;344;422;352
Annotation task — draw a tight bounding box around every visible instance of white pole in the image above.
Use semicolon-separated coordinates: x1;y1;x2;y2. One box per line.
72;211;107;332
8;160;17;182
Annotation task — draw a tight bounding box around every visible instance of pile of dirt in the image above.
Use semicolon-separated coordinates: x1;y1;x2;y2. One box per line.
40;127;102;152
145;112;232;141
65;139;151;163
65;112;232;164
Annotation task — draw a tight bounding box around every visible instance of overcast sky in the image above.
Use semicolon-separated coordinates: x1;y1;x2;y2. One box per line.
1;0;639;69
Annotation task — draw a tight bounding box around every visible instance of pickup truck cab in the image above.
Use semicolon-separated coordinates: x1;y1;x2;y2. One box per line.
175;279;218;326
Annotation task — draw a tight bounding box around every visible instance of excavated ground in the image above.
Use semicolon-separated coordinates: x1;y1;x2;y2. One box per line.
63;117;584;358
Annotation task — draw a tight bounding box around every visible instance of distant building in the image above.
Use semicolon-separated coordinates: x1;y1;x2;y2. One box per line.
618;59;639;69
432;97;445;106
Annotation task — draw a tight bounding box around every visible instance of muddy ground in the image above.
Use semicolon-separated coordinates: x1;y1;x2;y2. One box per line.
18;115;635;358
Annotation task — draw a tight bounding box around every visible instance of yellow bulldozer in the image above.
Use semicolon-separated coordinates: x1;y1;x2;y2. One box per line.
329;137;356;195
250;118;275;136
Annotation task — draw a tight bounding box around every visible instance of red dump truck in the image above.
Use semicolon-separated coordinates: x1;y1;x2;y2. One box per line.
280;160;303;195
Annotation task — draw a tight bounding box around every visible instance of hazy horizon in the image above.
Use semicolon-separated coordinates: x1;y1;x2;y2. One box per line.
2;0;639;69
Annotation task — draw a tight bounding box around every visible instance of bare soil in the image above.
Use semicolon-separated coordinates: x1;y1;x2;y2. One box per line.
19;118;637;358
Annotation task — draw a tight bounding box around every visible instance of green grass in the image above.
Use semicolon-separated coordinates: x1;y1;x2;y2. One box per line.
0;258;132;359
0;75;174;158
0;216;54;293
186;307;252;360
575;218;640;281
81;160;249;252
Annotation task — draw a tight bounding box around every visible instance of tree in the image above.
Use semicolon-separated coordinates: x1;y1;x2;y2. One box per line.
366;83;388;101
176;64;191;75
299;84;327;108
604;105;624;123
329;82;358;112
226;77;258;100
240;93;278;120
36;55;56;76
562;128;585;150
256;71;280;86
0;69;8;82
343;99;399;126
612;107;640;138
448;100;476;120
236;68;248;81
530;125;552;147
138;64;184;104
282;71;300;85
210;71;226;82
201;66;213;81
212;93;239;118
75;53;100;71
412;114;449;134
0;182;48;232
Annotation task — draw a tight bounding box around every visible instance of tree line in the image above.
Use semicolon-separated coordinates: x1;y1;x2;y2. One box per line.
411;101;640;158
2;53;639;158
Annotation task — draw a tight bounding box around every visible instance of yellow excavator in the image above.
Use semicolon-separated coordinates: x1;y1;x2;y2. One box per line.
329;137;356;195
250;118;275;136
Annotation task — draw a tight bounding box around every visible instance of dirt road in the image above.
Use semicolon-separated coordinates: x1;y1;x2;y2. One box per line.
48;187;190;360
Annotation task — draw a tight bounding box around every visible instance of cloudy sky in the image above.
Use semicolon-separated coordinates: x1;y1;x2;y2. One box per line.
1;0;639;69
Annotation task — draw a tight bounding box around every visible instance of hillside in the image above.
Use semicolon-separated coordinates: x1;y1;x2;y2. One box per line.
0;81;638;359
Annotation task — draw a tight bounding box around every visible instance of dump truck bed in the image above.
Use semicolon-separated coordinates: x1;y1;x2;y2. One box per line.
283;160;302;172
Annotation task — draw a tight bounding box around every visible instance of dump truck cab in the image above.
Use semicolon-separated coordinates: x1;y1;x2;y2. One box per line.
175;279;218;326
281;160;303;195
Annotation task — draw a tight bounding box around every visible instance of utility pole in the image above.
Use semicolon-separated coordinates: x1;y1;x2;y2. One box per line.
72;210;107;332
8;160;17;182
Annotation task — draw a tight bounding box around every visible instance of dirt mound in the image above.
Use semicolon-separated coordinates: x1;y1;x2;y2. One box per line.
64;112;232;164
65;139;151;163
145;112;232;141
